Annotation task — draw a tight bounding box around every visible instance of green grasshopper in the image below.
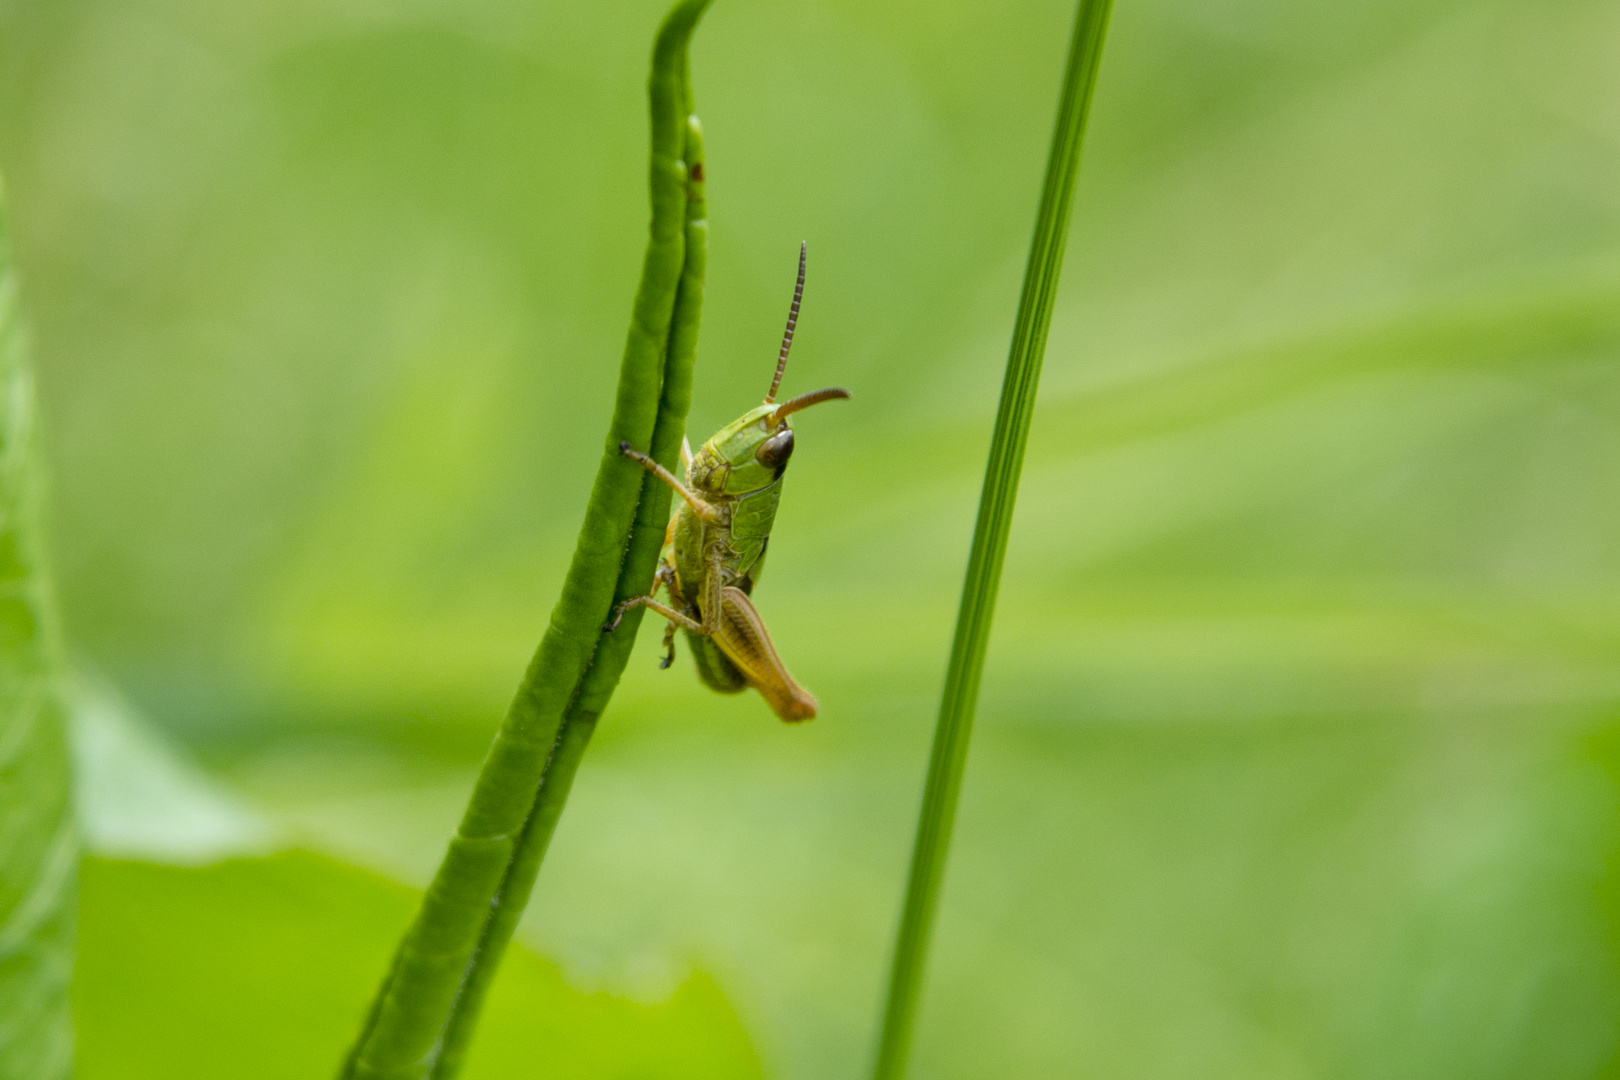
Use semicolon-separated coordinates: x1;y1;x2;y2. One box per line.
607;243;848;721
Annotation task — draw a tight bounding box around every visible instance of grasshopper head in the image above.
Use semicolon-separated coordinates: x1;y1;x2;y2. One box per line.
693;388;850;496
688;242;850;496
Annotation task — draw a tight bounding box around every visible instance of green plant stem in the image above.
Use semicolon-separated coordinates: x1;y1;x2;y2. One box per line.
428;112;707;1080
869;2;1114;1078
340;3;711;1077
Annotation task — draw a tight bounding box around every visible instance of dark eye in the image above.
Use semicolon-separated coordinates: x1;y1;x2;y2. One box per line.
755;428;794;471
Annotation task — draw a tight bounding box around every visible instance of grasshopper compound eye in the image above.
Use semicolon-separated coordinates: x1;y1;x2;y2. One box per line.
755;427;794;470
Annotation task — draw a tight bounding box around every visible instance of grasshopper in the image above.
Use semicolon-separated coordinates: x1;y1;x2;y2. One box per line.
607;243;848;721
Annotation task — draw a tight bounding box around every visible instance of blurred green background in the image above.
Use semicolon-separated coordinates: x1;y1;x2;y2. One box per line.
2;0;1619;1075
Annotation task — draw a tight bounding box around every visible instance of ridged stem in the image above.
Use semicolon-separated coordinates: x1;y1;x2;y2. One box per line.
429;108;708;1080
338;3;712;1076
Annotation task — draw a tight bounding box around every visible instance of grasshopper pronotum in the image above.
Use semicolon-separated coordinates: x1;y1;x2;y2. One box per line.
606;243;848;720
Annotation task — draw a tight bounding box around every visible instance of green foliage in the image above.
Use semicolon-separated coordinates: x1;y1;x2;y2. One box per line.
0;184;72;1080
0;0;1618;1077
76;852;761;1080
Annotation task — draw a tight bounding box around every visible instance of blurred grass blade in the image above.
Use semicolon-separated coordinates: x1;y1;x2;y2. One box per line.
870;1;1115;1077
340;3;711;1077
0;181;75;1079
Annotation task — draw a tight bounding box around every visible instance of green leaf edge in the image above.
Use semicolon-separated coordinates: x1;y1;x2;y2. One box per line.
0;176;76;1080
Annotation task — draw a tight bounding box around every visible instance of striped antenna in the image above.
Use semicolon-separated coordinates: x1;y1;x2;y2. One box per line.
765;241;807;403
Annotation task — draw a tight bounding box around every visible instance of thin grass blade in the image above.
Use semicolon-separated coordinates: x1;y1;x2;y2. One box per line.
870;2;1116;1077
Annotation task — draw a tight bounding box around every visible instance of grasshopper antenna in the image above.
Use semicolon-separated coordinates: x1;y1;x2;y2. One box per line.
768;386;850;426
765;241;807;404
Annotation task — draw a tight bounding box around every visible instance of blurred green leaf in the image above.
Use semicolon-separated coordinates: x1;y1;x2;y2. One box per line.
76;852;762;1080
0;185;72;1080
69;672;274;864
0;0;1618;1077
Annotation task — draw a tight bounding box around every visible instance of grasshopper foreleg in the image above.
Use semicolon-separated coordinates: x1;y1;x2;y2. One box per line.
619;442;723;522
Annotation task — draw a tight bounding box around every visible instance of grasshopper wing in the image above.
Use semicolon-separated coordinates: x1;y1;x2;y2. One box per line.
712;585;818;721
